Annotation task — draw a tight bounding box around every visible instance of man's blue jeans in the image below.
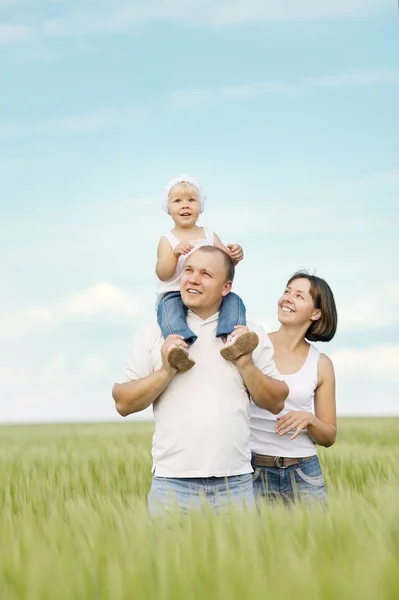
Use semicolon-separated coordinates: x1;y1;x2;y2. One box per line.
148;474;255;515
251;454;327;504
157;291;246;344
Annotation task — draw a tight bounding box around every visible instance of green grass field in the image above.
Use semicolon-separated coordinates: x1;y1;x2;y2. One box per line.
1;419;399;600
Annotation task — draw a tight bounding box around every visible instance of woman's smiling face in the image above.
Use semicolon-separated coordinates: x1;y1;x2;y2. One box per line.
278;277;321;327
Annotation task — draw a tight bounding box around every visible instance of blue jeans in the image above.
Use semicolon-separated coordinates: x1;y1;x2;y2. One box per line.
251;454;327;505
148;474;255;515
157;291;246;344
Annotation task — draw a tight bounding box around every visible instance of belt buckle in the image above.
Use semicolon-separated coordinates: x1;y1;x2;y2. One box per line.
273;456;287;469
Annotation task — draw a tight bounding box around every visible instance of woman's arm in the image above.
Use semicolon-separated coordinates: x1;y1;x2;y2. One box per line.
275;354;337;447
308;354;337;447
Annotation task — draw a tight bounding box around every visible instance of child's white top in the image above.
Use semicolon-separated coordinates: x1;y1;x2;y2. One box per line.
250;343;320;458
156;226;215;298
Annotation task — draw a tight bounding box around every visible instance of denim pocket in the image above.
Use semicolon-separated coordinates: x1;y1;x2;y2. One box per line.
295;468;325;487
252;468;261;483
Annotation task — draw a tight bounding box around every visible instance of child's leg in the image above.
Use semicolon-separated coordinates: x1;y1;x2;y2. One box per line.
217;292;259;361
216;292;246;338
157;292;196;372
157;292;197;344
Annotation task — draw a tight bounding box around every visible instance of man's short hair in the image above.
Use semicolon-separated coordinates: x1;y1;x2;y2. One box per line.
193;245;235;282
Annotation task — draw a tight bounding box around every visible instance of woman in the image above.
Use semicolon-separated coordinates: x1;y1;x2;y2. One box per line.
250;271;338;504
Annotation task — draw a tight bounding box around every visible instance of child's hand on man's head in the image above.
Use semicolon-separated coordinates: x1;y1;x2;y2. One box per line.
227;244;244;264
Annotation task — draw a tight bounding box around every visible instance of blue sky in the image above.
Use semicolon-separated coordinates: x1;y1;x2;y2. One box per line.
1;0;398;423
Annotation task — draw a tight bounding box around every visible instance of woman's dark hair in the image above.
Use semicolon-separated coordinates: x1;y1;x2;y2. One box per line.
286;271;338;342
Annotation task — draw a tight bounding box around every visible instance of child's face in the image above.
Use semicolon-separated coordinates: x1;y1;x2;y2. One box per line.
167;183;200;227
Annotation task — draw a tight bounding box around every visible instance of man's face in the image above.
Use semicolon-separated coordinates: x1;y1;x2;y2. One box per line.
180;250;232;315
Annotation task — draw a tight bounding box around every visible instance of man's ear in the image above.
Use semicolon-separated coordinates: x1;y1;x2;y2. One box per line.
222;281;233;297
311;309;322;322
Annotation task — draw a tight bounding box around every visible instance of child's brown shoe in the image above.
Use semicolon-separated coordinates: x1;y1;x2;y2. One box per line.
220;331;259;361
168;346;195;372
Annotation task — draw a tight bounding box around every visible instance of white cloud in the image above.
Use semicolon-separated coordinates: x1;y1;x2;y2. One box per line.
169;69;398;109
169;81;299;109
338;283;399;331
0;0;392;45
62;282;142;320
0;68;396;137
330;344;399;383
0;108;147;139
0;282;143;341
0;23;32;43
41;353;66;384
81;355;106;376
0;306;56;340
210;0;392;24
308;70;399;87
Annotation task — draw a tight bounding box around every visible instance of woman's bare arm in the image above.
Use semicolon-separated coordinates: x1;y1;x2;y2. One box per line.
307;354;337;447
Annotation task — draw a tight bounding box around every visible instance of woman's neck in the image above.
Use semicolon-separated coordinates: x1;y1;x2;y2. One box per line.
272;325;310;353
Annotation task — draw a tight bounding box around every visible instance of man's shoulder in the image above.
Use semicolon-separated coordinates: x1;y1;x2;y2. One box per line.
246;321;272;347
131;319;163;347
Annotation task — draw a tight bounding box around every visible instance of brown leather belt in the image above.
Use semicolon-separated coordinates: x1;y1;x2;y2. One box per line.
252;454;314;469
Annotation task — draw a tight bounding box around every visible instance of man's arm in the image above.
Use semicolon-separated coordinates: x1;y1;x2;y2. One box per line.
229;324;288;413
112;333;187;417
113;368;174;416
237;362;288;414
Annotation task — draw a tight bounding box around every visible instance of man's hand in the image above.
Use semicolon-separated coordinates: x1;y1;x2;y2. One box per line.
227;244;244;264
161;335;188;376
173;241;194;258
275;411;315;440
229;326;255;370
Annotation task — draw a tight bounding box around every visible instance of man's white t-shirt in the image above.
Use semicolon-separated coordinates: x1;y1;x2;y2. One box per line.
117;310;282;478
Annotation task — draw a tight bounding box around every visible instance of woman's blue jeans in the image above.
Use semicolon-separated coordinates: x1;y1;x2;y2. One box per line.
251;454;327;505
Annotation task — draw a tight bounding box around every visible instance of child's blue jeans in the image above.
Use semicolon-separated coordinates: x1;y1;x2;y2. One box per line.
157;291;246;344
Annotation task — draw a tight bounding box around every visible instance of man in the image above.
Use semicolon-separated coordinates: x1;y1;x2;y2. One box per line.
112;246;288;514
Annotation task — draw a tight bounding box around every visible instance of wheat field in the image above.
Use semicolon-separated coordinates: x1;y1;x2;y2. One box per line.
1;418;399;600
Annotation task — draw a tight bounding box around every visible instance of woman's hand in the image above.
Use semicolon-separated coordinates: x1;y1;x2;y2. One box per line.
275;411;315;440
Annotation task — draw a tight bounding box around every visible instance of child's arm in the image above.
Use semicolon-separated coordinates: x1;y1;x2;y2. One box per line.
156;237;194;281
214;233;244;265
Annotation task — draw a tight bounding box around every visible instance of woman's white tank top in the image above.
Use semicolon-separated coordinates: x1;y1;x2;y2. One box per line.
250;343;320;458
155;226;215;298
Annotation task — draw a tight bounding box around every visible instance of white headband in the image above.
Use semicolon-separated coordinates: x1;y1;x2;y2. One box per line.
162;174;206;214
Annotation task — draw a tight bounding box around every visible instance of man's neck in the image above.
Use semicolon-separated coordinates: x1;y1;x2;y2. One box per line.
189;304;221;321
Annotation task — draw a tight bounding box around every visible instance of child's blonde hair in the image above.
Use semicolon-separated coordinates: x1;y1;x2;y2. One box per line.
162;174;206;214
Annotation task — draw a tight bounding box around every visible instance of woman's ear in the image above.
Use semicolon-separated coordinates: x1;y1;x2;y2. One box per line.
311;309;322;322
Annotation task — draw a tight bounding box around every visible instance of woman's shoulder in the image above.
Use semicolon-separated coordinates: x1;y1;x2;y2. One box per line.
317;352;335;382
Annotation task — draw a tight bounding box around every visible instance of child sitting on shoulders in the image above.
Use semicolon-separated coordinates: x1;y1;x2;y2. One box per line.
156;174;258;372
